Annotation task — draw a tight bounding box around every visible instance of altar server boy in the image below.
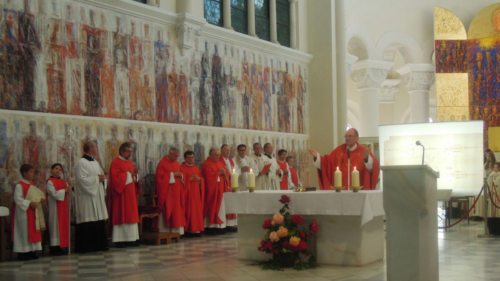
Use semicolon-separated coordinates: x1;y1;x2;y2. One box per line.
47;163;70;255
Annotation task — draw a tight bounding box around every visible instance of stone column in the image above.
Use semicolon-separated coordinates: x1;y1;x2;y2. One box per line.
270;0;278;43
247;0;256;36
379;79;401;124
350;60;393;137
289;0;298;48
223;0;232;29
397;64;435;123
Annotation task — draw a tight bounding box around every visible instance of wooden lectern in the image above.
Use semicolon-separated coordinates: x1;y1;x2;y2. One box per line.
382;165;439;281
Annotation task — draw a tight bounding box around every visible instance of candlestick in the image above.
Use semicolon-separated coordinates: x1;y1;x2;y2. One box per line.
352;166;360;192
248;168;255;192
334;166;342;192
231;168;239;192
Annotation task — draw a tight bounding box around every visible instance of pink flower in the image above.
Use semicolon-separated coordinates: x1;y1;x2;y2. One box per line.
272;213;284;225
291;214;304;225
309;220;319;234
279;195;290;204
262;218;272;229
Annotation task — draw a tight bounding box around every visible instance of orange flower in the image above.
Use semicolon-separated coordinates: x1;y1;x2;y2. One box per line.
269;231;279;242
289;236;301;247
277;226;289;238
272;213;284;225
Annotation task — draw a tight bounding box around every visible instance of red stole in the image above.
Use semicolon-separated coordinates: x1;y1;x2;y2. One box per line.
11;181;42;243
317;143;380;190
277;161;289;190
290;167;299;187
202;158;228;225
180;163;205;232
47;177;69;247
109;157;140;225
155;157;185;228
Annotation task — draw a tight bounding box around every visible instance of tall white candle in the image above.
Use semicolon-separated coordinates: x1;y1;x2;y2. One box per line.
352;166;360;187
247;168;256;188
231;169;239;189
334;166;342;188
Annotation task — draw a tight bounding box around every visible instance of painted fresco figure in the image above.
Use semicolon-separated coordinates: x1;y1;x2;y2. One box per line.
154;30;169;122
199;41;210;126
46;18;66;113
113;16;130;117
81;10;102;116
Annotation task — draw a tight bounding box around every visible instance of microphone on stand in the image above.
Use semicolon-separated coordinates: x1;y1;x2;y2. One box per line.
416;140;425;165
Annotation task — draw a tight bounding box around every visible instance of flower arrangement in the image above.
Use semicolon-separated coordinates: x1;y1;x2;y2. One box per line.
258;195;318;270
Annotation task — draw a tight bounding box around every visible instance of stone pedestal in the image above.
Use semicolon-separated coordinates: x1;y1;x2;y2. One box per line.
382;165;439;281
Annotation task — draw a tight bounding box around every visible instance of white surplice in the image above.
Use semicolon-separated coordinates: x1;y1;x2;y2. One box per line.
47;180;66;246
12;180;42;253
74;157;108;224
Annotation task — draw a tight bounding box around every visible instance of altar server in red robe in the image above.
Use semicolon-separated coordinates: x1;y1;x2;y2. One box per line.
202;147;228;234
109;142;140;247
11;164;43;260
47;163;70;255
180;150;205;237
286;155;301;188
310;128;380;190
277;149;292;190
156;147;185;234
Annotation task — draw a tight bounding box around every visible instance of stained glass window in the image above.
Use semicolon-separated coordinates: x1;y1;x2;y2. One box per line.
205;0;223;26
277;0;290;47
255;0;270;41
231;0;248;34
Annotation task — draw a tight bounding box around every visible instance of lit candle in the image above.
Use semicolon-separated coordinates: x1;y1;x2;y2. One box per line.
248;168;256;192
334;166;342;189
231;168;239;191
352;166;360;188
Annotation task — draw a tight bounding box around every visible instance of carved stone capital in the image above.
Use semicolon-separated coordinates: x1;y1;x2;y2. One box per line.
350;60;393;90
176;13;204;55
380;79;401;103
397;64;435;92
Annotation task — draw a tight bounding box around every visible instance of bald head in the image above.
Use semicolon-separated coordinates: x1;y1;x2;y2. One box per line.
345;128;359;148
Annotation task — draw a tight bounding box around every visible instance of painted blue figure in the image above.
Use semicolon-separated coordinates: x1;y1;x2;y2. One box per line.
199;41;210;126
211;44;223;127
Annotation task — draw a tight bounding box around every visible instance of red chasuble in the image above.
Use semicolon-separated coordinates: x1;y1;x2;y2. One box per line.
290;167;299;187
155;157;185;228
317;143;380;190
47;177;70;247
109;157;140;225
202;158;228;225
11;181;42;243
180;163;205;233
277;161;289;190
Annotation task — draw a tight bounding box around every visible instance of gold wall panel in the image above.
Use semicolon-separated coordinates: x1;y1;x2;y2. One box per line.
434;7;467;40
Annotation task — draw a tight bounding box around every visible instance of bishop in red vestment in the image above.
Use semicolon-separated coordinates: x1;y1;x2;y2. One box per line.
202;148;228;232
109;142;140;246
180;151;205;235
155;147;185;233
310;128;380;190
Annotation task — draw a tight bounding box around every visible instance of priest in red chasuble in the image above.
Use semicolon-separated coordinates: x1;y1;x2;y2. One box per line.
155;147;185;234
180;150;205;236
108;142;140;247
202;147;228;233
310;128;380;190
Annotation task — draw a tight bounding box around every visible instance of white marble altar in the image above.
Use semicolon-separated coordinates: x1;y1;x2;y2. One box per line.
382;165;439;281
223;190;385;265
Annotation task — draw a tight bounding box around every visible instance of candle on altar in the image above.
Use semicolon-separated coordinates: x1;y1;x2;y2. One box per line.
247;168;256;189
334;166;342;188
352;166;360;188
231;168;239;191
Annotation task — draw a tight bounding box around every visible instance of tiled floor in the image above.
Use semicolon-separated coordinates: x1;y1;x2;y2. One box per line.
0;221;499;280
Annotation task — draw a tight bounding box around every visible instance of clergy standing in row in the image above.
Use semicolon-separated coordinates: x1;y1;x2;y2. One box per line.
46;163;70;255
156;147;185;234
220;144;237;230
180;150;205;236
108;142;140;247
202;147;228;233
276;149;293;190
310;128;380;190
234;144;252;190
12;164;44;260
74;141;109;253
261;143;280;190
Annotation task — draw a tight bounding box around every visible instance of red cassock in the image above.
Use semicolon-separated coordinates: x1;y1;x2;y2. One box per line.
155;157;185;228
202;158;228;225
290;167;299;187
11;181;42;243
47;177;70;248
317;143;380;190
109;157;140;225
180;163;205;233
277;161;289;190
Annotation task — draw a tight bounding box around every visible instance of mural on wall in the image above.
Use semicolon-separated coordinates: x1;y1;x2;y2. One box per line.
0;110;312;194
434;5;500;147
0;0;309;134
